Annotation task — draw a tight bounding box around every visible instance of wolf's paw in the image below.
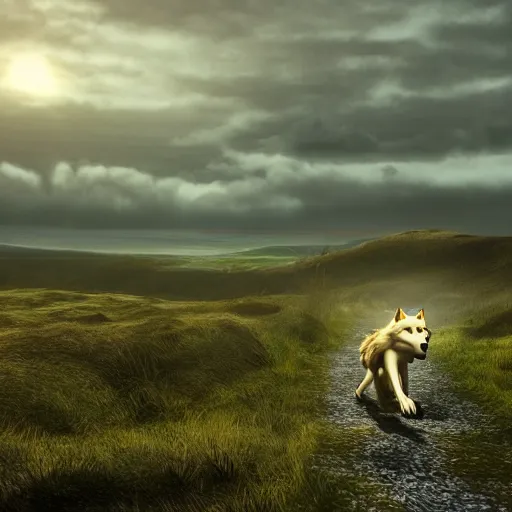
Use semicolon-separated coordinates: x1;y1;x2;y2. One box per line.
398;394;417;416
400;398;424;419
355;390;363;401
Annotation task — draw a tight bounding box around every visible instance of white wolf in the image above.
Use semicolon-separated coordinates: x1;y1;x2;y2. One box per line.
355;308;431;416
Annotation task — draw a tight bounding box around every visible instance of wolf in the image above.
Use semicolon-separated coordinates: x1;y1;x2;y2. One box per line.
355;308;431;417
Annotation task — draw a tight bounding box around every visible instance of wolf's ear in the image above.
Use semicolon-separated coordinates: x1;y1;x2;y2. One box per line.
394;308;407;322
416;309;425;320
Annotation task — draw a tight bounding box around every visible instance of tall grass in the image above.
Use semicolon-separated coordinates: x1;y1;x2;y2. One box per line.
2;230;510;510
431;297;512;421
0;288;374;511
428;296;512;510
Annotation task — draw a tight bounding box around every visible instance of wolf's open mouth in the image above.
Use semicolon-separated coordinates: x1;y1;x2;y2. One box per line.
417;353;427;360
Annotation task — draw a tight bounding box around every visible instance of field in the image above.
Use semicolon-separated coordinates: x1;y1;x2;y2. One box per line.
0;229;511;510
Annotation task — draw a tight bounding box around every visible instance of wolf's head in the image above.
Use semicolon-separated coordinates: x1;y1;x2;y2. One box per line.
391;307;431;360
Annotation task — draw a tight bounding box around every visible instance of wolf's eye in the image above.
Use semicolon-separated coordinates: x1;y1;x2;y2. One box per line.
416;327;423;333
404;327;413;334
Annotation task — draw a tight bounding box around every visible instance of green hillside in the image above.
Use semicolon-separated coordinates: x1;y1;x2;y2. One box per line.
1;229;510;303
1;229;511;510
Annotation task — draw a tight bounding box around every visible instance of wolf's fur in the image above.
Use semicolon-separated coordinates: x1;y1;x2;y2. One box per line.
355;308;431;416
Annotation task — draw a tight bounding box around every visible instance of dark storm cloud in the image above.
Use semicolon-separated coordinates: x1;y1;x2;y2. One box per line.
1;159;511;236
86;0;415;40
303;86;512;159
434;21;512;49
0;98;231;178
164;16;512;161
1;0;512;233
394;46;511;93
4;0;512;163
289;121;380;158
172;37;405;111
224;83;512;162
290;185;512;236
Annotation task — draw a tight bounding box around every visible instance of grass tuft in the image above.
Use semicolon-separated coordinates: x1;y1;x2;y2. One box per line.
0;287;370;511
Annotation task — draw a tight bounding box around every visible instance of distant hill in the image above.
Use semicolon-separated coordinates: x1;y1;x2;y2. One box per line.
0;243;50;254
0;230;510;302
0;243;106;258
292;229;511;278
229;238;375;257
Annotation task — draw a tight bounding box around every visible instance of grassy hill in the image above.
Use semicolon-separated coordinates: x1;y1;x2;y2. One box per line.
227;238;374;257
0;287;401;511
0;238;374;274
1;229;512;510
1;229;510;304
294;229;511;281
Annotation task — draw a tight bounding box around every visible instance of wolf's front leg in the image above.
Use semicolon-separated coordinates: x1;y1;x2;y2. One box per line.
398;361;409;397
355;368;374;399
383;350;416;416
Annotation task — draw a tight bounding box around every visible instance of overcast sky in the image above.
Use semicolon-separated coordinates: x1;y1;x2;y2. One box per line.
0;0;511;236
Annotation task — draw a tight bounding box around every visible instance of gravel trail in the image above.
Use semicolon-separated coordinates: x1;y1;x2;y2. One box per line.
316;317;511;512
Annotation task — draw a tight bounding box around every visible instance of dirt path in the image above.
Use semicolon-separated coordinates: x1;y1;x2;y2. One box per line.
317;316;510;512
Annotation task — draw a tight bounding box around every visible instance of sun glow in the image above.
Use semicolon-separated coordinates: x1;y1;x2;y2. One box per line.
5;53;60;97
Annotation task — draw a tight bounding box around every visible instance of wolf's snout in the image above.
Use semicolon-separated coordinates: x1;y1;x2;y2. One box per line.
420;343;428;353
